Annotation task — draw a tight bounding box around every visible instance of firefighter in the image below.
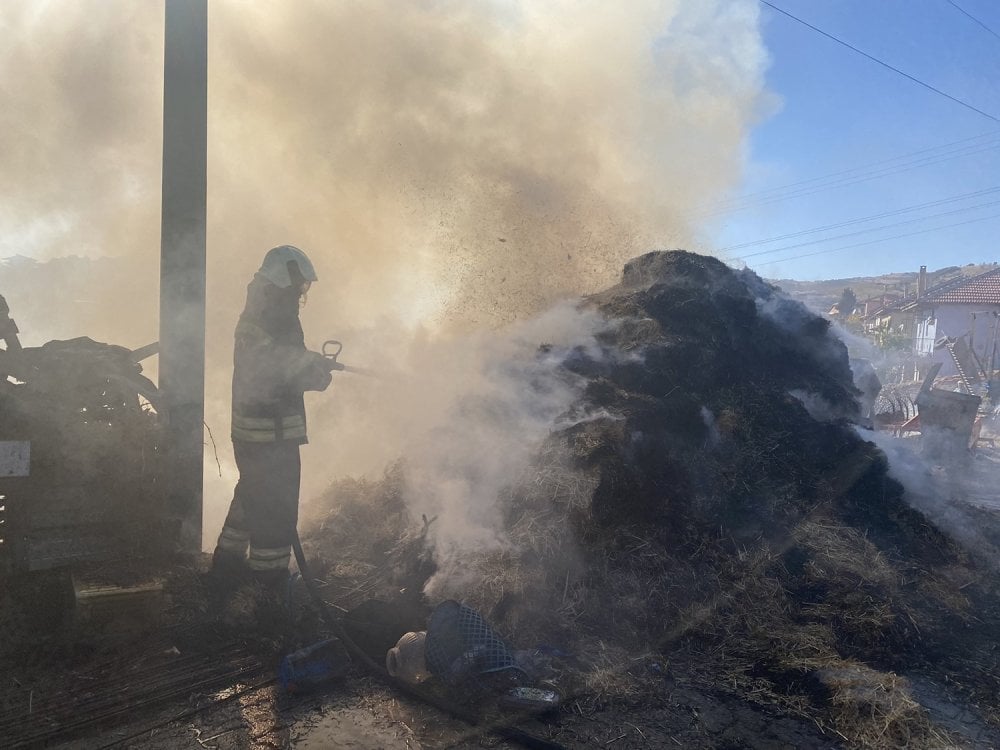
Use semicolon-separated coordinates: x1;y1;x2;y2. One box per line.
0;294;21;352
210;245;333;589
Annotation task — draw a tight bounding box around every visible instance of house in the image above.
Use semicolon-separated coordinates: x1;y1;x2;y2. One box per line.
858;292;903;327
859;265;1000;384
900;266;1000;381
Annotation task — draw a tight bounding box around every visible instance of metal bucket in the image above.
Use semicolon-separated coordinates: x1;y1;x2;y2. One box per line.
917;386;982;461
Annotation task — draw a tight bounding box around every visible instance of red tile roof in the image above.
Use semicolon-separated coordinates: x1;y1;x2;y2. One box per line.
923;267;1000;305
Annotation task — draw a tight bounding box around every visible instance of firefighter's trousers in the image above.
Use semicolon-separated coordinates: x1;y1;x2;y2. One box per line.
215;439;301;573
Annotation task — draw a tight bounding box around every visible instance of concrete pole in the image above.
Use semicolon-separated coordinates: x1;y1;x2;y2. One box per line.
159;0;207;553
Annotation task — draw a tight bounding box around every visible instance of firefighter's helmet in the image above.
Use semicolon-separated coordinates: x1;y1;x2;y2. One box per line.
258;245;318;288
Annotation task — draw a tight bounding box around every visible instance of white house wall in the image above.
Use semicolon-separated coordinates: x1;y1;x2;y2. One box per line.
923;304;1000;377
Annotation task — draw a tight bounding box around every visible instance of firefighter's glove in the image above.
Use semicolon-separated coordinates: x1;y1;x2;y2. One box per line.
297;351;334;392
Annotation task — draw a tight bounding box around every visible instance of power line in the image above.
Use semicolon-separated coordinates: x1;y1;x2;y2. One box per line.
945;0;1000;43
749;211;1000;267
707;131;1000;208
760;0;1000;122
694;4;1000;223
720;185;1000;251
732;196;1000;260
697;141;1000;218
692;134;1000;219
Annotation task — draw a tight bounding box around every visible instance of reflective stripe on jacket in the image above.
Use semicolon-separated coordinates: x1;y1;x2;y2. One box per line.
231;413;307;443
230;275;329;444
248;545;292;571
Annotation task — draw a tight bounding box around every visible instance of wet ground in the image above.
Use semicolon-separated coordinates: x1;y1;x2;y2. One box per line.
40;666;998;749
40;670;847;750
58;679;428;750
7;437;1000;748
7;575;1000;748
8;614;990;750
1;614;850;750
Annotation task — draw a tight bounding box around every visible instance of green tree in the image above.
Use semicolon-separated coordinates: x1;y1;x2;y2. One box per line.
838;287;857;319
872;320;910;352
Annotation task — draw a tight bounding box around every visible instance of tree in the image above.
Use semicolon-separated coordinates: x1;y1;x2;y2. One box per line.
872;319;910;353
838;287;858;319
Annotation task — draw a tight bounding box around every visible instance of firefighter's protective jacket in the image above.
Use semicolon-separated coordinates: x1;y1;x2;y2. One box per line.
231;275;331;444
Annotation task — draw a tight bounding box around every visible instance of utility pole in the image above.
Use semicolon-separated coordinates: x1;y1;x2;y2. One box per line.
989;312;999;382
159;0;207;553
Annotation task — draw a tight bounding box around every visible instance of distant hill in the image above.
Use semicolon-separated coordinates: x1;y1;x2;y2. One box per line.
768;262;999;315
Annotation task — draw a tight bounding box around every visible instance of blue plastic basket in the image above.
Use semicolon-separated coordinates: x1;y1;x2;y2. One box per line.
424;600;525;686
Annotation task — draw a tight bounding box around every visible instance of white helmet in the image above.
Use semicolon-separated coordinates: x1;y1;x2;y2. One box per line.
258;245;318;288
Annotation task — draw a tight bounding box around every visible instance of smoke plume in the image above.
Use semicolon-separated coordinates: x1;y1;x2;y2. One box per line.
865;428;1000;567
0;1;769;552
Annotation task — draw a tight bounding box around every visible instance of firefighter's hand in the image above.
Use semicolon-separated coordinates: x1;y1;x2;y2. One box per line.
313;367;333;392
299;352;334;392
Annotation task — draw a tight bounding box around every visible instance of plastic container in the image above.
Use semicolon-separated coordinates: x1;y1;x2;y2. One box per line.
386;631;432;685
278;637;351;693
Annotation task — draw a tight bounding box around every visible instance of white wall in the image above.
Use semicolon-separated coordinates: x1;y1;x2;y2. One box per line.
921;304;1000;378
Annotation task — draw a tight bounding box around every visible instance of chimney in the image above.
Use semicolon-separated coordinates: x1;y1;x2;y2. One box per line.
918;265;927;297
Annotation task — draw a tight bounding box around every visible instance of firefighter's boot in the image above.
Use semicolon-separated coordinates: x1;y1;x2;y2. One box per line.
207;548;249;593
253;567;291;595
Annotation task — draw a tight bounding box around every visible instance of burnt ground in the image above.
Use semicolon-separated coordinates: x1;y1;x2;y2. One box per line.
0;604;811;749
4;542;999;750
7;646;849;750
1;555;852;750
6;444;1000;750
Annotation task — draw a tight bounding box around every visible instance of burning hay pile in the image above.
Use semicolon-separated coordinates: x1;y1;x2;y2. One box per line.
303;250;1000;747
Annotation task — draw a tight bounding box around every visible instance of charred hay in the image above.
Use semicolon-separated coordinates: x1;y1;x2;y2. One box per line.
304;250;1000;747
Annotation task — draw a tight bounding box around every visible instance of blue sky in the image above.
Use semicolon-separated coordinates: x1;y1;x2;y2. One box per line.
709;0;1000;281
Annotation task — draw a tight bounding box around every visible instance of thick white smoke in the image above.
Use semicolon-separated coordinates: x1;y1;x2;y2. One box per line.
864;428;1000;566
0;1;770;555
384;304;606;556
